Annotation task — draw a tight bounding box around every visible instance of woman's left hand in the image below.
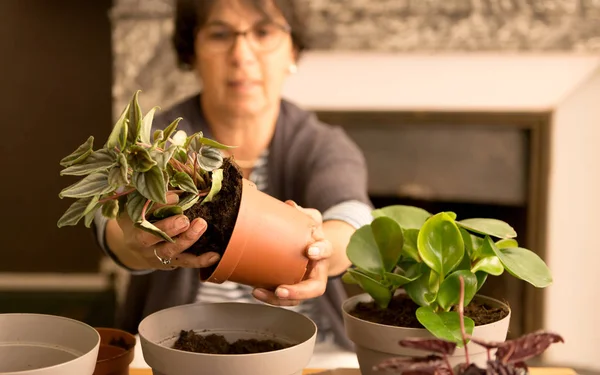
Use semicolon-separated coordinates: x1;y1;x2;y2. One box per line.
252;201;332;306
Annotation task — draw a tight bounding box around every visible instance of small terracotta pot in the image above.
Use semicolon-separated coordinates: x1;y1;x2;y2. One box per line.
93;327;136;375
199;179;317;290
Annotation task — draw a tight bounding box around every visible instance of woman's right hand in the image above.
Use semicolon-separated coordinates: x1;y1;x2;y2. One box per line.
107;192;221;271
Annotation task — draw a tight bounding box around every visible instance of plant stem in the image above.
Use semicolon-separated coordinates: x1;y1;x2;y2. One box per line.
458;276;470;365
98;188;135;204
169;158;193;175
192;153;198;187
141;199;151;220
443;354;455;375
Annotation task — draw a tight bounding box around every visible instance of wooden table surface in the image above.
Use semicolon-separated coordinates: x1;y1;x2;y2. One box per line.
130;367;577;375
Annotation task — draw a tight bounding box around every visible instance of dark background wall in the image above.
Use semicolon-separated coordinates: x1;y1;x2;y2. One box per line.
0;0;114;272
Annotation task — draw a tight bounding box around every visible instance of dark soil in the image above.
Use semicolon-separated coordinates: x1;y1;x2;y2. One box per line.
173;330;291;354
183;157;243;276
350;294;509;328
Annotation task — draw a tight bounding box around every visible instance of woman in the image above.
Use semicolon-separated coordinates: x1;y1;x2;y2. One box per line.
95;0;373;366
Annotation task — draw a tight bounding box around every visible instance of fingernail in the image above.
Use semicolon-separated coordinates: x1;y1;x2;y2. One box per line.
275;288;289;298
208;254;220;264
308;246;320;257
192;219;206;234
177;216;189;229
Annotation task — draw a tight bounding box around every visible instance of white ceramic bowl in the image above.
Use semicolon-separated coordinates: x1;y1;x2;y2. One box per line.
139;302;317;375
0;313;100;375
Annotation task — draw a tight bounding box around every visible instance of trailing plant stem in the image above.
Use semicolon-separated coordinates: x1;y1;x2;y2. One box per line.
141;199;151;220
98;188;135;204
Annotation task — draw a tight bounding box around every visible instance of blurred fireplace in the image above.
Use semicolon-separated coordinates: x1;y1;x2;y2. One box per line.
316;110;551;339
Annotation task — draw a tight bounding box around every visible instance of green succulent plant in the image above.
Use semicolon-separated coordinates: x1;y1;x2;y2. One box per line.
342;205;552;346
56;90;235;242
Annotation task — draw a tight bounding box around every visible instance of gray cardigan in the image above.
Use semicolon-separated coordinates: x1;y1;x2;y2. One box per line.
112;94;372;350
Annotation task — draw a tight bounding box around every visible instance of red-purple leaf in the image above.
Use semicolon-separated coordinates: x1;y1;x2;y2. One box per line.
374;355;446;373
458;363;486;375
486;360;521;375
466;335;504;350
496;331;564;364
399;338;457;355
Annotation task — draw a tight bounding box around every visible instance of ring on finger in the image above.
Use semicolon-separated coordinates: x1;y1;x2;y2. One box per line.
154;248;172;266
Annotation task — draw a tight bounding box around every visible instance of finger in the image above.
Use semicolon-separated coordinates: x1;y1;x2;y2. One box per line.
172;251;220;269
252;288;300;307
135;215;190;247
306;240;333;261
284;200;322;224
274;260;328;300
152;218;207;259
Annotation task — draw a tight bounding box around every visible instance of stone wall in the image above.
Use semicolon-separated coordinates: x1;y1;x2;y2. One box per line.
111;0;600;117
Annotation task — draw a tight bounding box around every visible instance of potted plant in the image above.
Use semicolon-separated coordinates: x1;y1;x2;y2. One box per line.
56;90;316;289
341;205;553;375
374;276;564;375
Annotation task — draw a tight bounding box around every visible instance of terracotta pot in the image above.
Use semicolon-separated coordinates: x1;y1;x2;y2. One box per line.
138;302;317;375
342;292;511;375
199;178;317;290
0;313;100;375
93;328;136;375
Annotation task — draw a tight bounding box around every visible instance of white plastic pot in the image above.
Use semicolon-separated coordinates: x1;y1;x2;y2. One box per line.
139;302;317;375
342;293;511;375
0;313;100;375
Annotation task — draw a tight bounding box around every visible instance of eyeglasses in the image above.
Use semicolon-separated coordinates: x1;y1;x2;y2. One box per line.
198;21;292;54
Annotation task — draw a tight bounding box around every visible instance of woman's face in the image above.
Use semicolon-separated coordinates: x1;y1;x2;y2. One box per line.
193;0;296;117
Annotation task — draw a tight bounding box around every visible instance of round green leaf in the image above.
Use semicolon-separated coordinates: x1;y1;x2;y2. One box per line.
372;205;432;230
341;271;358;285
496;238;519;249
493;247;553;288
404;266;436;307
347;269;392;309
417;213;464;278
347;225;384;275
416;308;474;346
371;217;404;273
471;256;504;276
384;272;419;288
401;228;421;262
437;270;478;311
457;218;517;239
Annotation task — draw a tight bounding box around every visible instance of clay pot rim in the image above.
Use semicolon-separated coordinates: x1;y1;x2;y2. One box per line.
94;327;136;364
139;302;318;358
342;292;511;331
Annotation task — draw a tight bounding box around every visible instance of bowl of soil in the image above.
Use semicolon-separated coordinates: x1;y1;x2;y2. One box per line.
0;313;100;375
93;327;136;375
139;302;317;375
342;291;510;375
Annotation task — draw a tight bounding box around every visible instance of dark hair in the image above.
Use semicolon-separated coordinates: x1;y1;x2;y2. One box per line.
173;0;309;70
